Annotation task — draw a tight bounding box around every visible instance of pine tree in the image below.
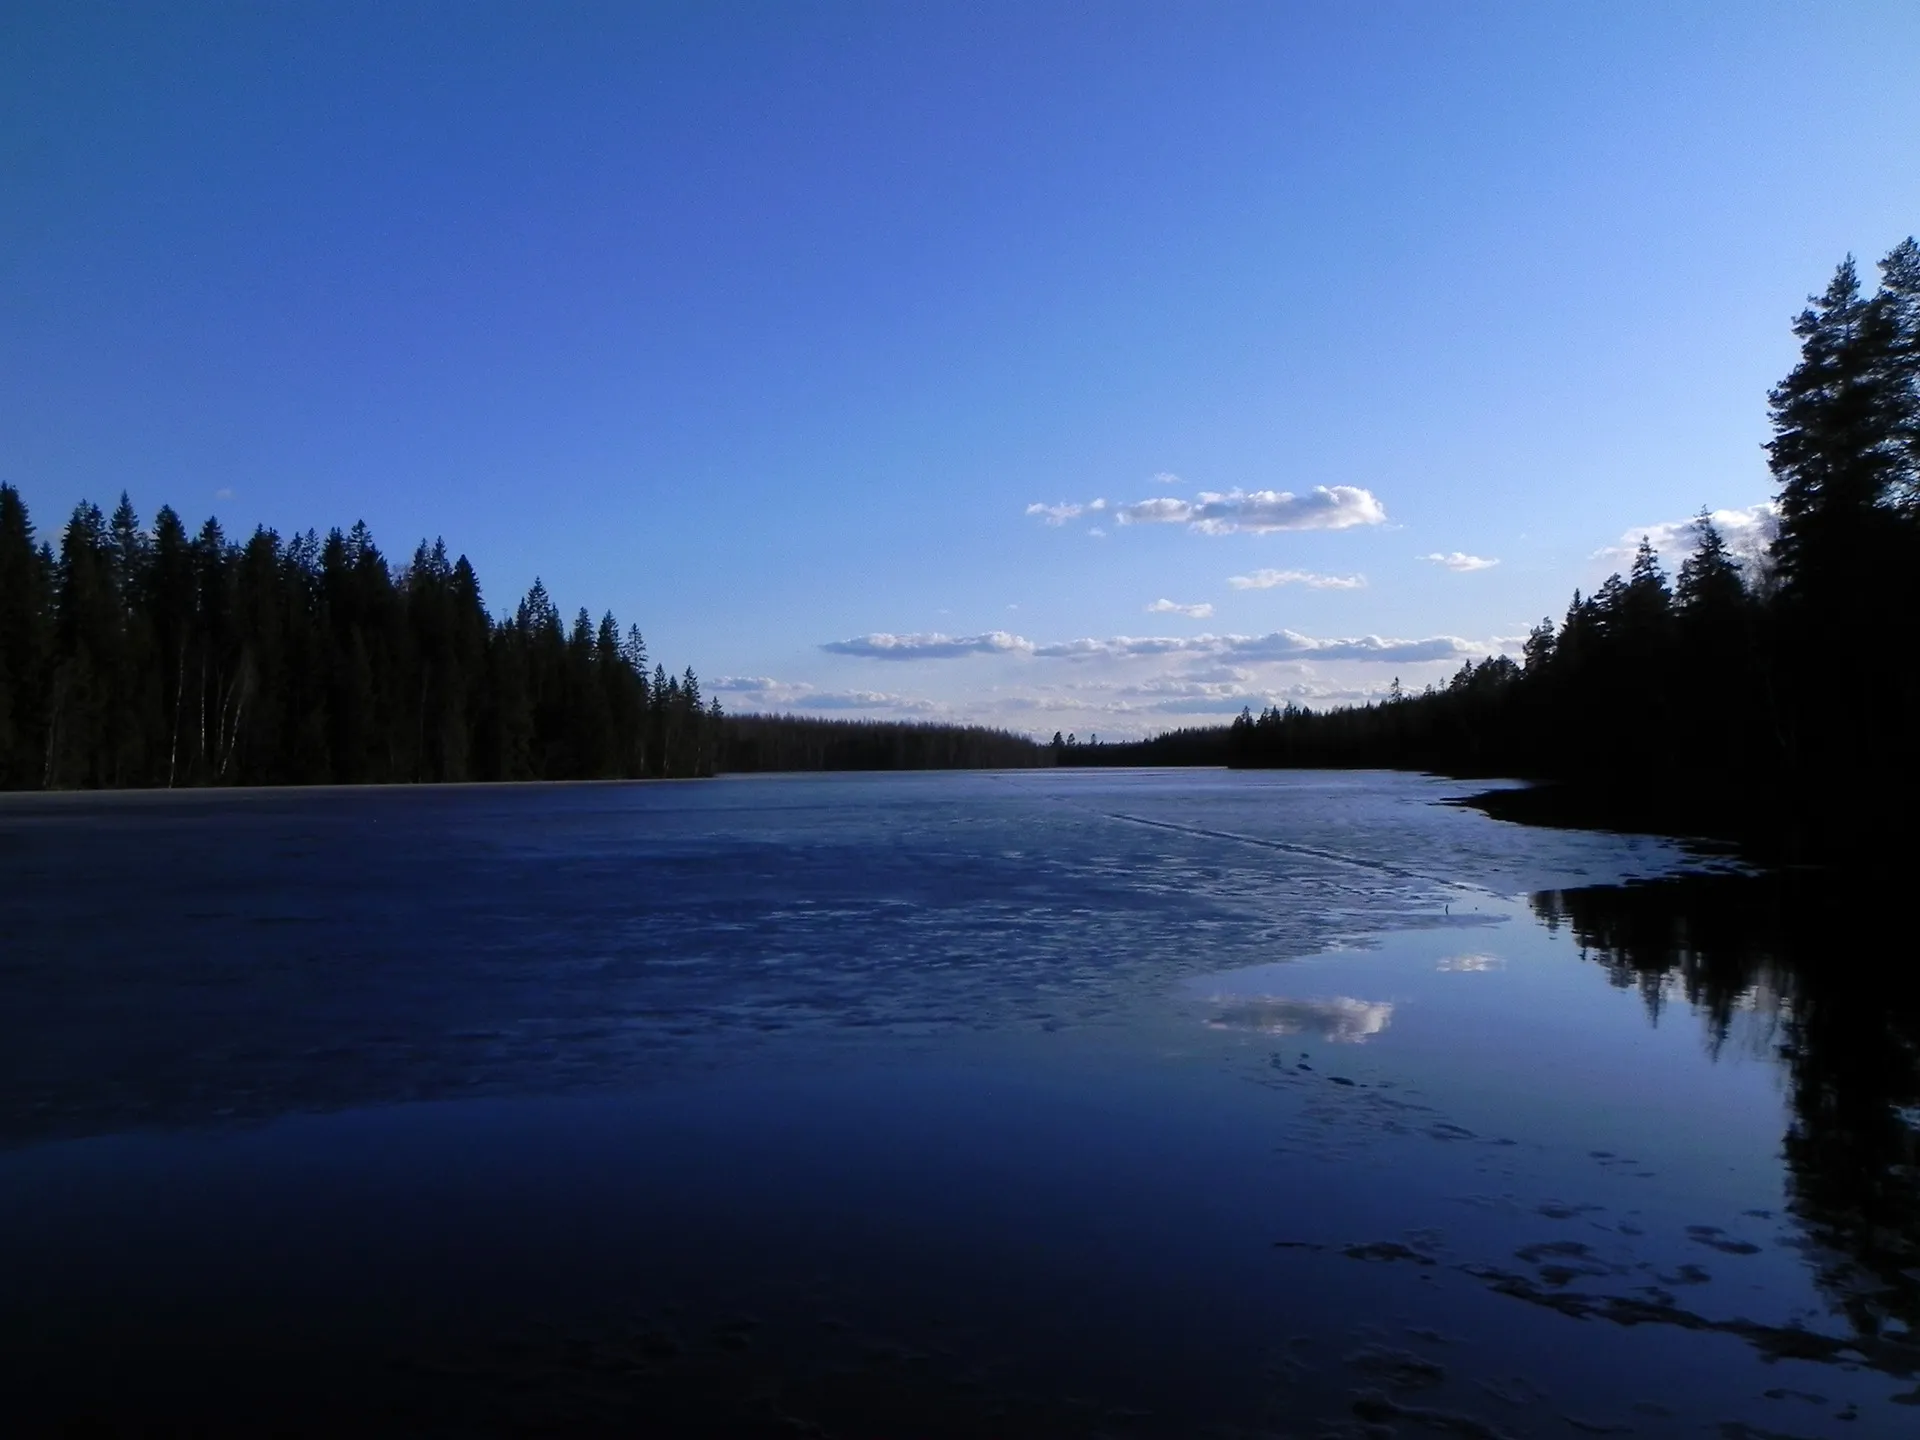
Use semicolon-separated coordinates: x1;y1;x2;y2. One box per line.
1521;619;1555;674
1875;238;1920;511
1623;539;1672;623
1766;257;1906;597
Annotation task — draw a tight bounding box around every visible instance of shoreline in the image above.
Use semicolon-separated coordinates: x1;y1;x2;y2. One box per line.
1449;779;1807;867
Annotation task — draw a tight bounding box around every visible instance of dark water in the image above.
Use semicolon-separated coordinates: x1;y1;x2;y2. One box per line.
0;771;1913;1436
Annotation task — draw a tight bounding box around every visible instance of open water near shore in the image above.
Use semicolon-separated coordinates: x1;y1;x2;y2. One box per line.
1;769;1914;1437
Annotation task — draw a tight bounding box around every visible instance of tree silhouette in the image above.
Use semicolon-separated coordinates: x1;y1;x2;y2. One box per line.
0;489;719;790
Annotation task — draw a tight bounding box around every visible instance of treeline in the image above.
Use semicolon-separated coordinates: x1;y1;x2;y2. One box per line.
1049;725;1230;767
719;714;1047;772
1223;239;1920;859
0;490;720;788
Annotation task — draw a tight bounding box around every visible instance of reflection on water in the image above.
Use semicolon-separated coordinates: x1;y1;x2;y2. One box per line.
1537;871;1920;1353
1435;951;1504;971
1206;995;1394;1042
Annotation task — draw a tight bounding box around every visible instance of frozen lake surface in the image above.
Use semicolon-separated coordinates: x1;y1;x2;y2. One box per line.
1;769;1913;1436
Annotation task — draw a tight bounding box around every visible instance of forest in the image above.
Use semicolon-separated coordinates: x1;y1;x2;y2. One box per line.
719;714;1048;772
1220;240;1920;860
0;496;721;787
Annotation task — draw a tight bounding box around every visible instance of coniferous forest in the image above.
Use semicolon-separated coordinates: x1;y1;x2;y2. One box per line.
1223;240;1920;860
0;497;721;787
719;714;1048;772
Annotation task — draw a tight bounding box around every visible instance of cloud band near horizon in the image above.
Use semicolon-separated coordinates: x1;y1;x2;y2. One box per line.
821;628;1492;665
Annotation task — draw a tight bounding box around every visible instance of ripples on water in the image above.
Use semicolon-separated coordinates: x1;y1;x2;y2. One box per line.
0;770;1911;1436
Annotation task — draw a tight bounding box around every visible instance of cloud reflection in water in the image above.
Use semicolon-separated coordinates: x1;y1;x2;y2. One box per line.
1206;995;1394;1043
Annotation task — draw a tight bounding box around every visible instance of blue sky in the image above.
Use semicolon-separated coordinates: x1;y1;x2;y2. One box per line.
5;2;1918;736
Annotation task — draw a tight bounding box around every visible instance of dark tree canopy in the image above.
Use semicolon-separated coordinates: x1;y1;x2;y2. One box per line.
719;714;1047;772
0;494;718;788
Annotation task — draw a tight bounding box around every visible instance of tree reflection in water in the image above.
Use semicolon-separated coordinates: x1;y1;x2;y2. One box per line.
1534;871;1920;1349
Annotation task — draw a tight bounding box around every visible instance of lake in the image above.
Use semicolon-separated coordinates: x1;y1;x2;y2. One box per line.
1;769;1914;1437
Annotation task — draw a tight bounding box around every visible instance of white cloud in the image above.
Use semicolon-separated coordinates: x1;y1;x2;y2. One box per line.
810;624;1508;743
1009;669;1398;726
1029;630;1486;665
1228;569;1367;591
1152;472;1183;487
1223;631;1477;664
1423;552;1500;572
1032;635;1201;661
1099;673;1378;715
714;675;809;702
1594;503;1778;571
1175;663;1255;685
1029;483;1387;535
823;625;1499;670
799;690;943;713
1117;485;1387;535
820;631;1035;660
213;487;235;500
1116;496;1191;525
712;675;943;715
1146;598;1214;618
1024;502;1082;526
735;649;1470;738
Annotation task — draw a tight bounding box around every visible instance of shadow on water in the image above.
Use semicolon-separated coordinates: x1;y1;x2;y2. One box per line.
1535;870;1920;1354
